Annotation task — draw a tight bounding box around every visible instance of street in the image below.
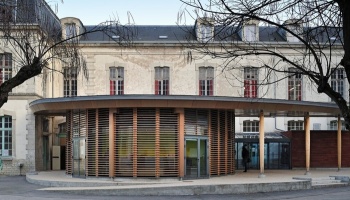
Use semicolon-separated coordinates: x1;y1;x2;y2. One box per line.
0;176;349;200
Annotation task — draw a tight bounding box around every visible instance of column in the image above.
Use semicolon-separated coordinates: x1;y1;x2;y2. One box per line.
177;108;185;179
259;110;265;178
305;113;311;175
337;115;342;171
109;108;116;178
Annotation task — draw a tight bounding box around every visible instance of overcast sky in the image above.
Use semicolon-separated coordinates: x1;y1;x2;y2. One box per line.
52;0;193;25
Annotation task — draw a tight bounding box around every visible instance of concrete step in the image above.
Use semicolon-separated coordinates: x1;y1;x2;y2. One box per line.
312;182;348;189
310;176;349;189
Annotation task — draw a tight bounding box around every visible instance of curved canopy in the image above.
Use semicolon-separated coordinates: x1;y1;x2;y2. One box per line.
29;95;341;117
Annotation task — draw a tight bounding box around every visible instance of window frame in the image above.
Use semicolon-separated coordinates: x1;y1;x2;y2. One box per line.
243;120;259;132
199;66;214;96
244;24;257;42
329;120;346;130
65;23;77;39
0;53;12;85
200;24;213;42
154;66;169;95
0;116;12;157
244;67;258;98
288;68;302;101
63;67;78;97
331;68;345;98
287;120;304;131
110;66;124;95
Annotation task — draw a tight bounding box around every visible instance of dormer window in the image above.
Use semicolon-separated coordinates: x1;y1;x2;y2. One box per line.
279;19;303;43
0;3;13;22
65;23;77;39
200;24;213;42
195;18;214;42
244;25;257;42
242;19;259;42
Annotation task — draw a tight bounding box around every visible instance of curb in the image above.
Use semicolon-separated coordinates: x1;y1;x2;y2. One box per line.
38;181;311;196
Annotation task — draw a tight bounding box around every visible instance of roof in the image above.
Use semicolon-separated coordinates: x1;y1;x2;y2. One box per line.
79;25;342;44
29;94;341;117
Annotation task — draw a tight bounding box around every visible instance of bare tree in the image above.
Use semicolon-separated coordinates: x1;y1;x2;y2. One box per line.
0;0;135;107
178;0;350;128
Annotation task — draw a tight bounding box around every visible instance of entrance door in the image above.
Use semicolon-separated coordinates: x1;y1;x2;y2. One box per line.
72;137;85;177
185;137;208;178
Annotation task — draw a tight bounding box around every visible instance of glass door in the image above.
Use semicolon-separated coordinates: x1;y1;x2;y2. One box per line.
185;137;208;178
72;137;85;177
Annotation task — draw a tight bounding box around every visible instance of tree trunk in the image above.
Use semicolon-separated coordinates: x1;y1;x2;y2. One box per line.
0;57;43;107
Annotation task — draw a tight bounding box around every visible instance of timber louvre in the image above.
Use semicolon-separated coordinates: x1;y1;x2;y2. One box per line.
66;108;235;178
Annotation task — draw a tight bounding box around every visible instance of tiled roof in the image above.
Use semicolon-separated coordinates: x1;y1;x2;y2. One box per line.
80;25;342;44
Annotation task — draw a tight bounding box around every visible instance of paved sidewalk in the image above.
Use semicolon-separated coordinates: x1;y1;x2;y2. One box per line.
26;169;350;196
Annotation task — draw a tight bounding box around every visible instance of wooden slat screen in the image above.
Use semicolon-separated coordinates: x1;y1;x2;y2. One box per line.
184;109;209;135
219;111;226;174
66;110;72;175
115;108;133;176
209;110;235;176
87;109;97;176
210;110;219;175
97;108;109;176
72;110;87;176
159;108;178;177
137;108;156;177
227;111;235;173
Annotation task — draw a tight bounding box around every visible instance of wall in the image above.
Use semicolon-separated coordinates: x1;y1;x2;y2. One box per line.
283;130;350;168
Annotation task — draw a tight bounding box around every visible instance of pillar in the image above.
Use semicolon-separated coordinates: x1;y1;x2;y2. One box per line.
109;108;116;178
177;108;185;179
337;115;342;171
259;110;265;178
305;113;310;175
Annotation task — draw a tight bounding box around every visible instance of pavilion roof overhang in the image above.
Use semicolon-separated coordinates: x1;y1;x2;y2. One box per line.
29;95;341;117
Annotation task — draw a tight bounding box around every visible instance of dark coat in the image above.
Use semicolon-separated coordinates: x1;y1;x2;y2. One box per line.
242;146;249;163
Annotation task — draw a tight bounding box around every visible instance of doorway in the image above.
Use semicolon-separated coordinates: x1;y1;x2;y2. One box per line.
185;136;208;178
72;137;85;177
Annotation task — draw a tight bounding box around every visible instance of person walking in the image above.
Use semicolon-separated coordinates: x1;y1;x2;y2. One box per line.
242;144;249;172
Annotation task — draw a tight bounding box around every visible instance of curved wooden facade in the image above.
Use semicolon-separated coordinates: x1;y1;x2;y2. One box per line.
65;107;235;178
29;95;341;178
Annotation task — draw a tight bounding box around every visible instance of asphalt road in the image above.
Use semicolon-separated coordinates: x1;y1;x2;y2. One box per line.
0;175;349;200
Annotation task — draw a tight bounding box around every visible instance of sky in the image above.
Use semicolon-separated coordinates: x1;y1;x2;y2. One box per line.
51;0;193;25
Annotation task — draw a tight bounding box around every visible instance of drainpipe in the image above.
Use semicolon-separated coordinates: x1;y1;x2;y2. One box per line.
273;51;284;132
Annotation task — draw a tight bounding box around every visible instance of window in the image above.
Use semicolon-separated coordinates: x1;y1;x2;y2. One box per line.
331;68;344;98
287;120;304;131
288;68;302;101
63;67;77;97
110;67;124;95
155;67;169;95
329;120;346;130
243;120;259;132
0;3;13;22
0;116;12;157
0;53;12;85
65;23;77;39
244;25;257;42
244;67;258;98
58;123;66;134
199;67;214;96
200;25;213;42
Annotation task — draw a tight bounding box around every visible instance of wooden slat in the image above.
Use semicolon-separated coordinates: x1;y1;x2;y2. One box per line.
97;108;109;177
115;108;134;177
159;109;178;177
87;109;97;176
65;110;72;175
